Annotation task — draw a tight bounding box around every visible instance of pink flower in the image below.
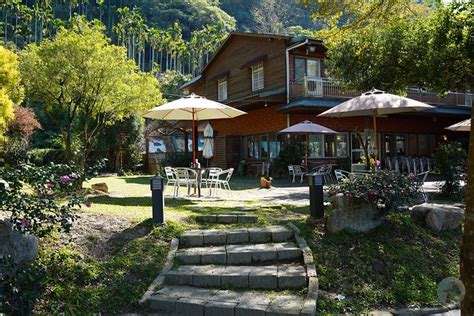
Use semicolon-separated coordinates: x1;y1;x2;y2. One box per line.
85;201;92;208
46;183;53;190
59;175;71;184
20;218;30;229
368;190;375;197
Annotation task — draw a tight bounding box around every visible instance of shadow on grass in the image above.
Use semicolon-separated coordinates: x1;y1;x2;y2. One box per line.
89;195;200;208
229;176;310;191
120;176;153;185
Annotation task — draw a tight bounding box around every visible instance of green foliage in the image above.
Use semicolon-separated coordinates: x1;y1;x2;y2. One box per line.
433;142;467;195
157;70;191;100
272;139;305;177
0;161;104;237
321;2;473;94
328;170;419;211
35;220;184;314
91;114;144;173
136;0;236;35
20;19;163;168
305;213;460;313
0;256;47;314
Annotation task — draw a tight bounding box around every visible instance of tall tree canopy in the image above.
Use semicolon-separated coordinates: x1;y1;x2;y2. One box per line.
302;0;474;313
20;19;163;168
0;46;23;141
324;3;473;93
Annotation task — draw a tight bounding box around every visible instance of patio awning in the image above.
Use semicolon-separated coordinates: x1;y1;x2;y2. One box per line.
277;98;342;112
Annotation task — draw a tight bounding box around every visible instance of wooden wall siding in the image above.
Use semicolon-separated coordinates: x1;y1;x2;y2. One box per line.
290;112;463;135
212;136;227;168
211;104;287;137
225;136;242;168
190;36;288;102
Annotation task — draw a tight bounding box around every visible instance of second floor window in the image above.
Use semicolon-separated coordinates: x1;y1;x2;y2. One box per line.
218;78;227;101
251;62;264;91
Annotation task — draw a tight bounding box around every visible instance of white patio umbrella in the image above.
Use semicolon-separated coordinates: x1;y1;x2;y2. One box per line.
318;88;433;161
278;120;337;164
445;118;471;132
202;123;214;160
143;93;246;164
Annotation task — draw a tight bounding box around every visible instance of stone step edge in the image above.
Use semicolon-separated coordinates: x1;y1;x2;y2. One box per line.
149;286;316;316
195;213;258;224
164;264;308;290
176;242;302;265
286;222;318;302
180;226;294;247
139;237;179;304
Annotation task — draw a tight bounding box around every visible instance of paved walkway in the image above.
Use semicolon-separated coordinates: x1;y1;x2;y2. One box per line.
166;180;446;207
142;224;318;315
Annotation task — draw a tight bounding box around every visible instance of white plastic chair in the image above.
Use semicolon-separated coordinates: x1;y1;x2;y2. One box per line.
334;169;351;183
202;167;222;196
212;168;234;196
288;165;306;183
414;171;429;202
314;164;333;184
164;167;178;196
175;168;197;196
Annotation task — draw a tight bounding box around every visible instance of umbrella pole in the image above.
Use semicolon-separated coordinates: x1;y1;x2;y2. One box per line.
192;109;196;165
306;133;309;168
372;111;377;167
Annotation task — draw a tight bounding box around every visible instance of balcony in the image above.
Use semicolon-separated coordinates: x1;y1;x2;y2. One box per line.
289;77;473;107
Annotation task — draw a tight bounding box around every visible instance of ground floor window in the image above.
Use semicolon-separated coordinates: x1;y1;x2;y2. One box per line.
243;133;284;160
243;132;348;160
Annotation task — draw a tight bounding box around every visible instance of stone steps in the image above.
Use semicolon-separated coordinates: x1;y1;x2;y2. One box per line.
196;213;258;224
143;224;318;316
180;226;294;247
176;242;302;265
165;264;307;289
149;286;316;316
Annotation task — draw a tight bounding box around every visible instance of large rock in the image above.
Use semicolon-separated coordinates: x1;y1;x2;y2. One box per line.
411;203;464;231
91;182;109;193
327;194;382;234
0;220;38;266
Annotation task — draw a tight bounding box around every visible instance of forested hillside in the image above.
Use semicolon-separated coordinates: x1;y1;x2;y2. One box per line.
0;0;318;173
0;0;317;76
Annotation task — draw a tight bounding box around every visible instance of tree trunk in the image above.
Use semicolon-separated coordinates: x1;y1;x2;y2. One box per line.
461;107;474;314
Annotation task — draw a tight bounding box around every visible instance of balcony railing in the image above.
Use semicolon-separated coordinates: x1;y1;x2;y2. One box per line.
289;77;473;107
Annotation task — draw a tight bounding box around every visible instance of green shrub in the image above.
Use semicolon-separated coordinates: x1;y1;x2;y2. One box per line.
328;170;419;211
272;139;305;177
433;141;467;195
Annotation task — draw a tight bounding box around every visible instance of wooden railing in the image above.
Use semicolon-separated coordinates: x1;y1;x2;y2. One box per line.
289;77;473;107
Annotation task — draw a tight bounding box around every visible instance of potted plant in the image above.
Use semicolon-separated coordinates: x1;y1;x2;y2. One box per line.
260;176;272;189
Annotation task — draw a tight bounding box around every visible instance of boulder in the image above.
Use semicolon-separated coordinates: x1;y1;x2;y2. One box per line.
0;220;38;266
411;203;464;231
91;182;109;193
327;194;382;234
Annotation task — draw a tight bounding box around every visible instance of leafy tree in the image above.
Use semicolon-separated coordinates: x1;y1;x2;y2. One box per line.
303;0;474;313
0;46;23;142
323;3;473;93
157;70;191;101
20;18;163;169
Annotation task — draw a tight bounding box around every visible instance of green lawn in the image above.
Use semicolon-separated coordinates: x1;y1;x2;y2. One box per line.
34;175;460;314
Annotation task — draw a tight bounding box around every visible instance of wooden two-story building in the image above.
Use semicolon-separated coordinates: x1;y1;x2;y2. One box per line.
181;32;472;172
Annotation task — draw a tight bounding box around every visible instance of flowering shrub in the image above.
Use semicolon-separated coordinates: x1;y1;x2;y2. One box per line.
328;170;419;211
0;161;103;237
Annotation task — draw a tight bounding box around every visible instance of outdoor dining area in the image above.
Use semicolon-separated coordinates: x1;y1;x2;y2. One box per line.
163;166;234;198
